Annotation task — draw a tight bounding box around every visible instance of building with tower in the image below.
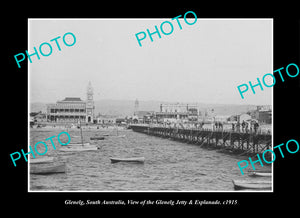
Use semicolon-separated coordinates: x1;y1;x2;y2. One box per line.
46;82;95;123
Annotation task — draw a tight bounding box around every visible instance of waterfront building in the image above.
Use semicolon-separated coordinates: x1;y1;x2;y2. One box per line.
133;111;155;123
156;103;198;123
46;82;95;123
96;114;116;125
256;110;272;124
251;109;272;124
248;105;272;124
215;115;230;123
31;111;47;123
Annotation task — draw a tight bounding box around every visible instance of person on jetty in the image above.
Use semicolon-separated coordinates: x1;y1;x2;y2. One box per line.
236;121;240;132
245;122;249;133
219;122;223;131
215;122;218;130
241;121;246;132
254;122;259;134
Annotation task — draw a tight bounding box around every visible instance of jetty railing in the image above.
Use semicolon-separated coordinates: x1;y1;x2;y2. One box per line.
129;124;272;156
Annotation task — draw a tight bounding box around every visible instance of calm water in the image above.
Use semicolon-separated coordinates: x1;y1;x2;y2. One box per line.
29;127;271;191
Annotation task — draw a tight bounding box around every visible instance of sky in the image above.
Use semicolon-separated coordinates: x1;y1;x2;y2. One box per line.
29;18;272;105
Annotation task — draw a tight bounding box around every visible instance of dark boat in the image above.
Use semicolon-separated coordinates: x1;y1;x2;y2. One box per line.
30;163;66;174
110;157;145;163
90;136;105;140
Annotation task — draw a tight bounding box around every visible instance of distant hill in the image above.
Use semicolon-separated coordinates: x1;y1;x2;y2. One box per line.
30;99;262;117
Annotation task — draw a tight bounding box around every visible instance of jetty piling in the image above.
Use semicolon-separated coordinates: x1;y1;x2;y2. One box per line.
130;125;272;156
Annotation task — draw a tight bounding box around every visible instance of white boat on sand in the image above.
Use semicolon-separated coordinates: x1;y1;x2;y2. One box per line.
232;180;272;190
110;157;145;163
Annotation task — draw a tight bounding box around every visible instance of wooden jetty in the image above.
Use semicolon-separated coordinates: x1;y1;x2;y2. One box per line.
129;125;272;156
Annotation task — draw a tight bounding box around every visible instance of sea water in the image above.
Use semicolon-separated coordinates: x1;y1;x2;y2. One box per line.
29;127;271;191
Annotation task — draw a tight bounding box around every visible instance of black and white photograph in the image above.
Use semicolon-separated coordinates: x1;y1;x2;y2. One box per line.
28;18;272;192
5;5;300;212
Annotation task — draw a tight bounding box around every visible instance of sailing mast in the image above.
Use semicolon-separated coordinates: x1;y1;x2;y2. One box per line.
79;120;84;147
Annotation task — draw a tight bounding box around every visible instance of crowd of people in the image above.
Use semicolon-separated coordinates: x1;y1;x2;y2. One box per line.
231;120;259;133
137;120;270;134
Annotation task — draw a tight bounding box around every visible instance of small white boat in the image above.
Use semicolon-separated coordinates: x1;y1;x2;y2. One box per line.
110;157;145;163
30;163;66;174
30;157;54;164
248;172;272;177
60;145;98;152
66;142;90;146
232;180;272;190
109;135;126;138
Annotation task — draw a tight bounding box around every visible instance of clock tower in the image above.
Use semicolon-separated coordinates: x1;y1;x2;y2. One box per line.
86;81;94;123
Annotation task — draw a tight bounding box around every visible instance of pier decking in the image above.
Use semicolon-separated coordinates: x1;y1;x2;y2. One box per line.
129;125;272;156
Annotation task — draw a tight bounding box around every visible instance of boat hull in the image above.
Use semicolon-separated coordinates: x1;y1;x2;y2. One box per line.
60;145;98;152
30;163;66;174
232;180;271;190
67;142;90;146
90;137;105;140
110;157;145;163
248;172;272;177
30;157;54;164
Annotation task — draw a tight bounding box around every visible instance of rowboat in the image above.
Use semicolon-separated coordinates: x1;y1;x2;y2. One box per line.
111;135;126;138
248;172;272;177
247;169;271;173
30;163;66;174
90;137;105;140
60;145;98;152
60;121;98;152
66;142;90;146
30;157;54;164
232;180;272;190
110;157;145;163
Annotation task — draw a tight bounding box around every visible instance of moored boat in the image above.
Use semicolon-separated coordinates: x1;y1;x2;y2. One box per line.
60;145;98;152
30;163;66;174
232;180;272;190
30;157;54;164
65;142;90;146
110;157;145;163
90;137;105;140
248;172;272;177
110;135;126;138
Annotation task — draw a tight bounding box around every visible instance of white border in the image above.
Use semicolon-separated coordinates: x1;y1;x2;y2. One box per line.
28;18;274;193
